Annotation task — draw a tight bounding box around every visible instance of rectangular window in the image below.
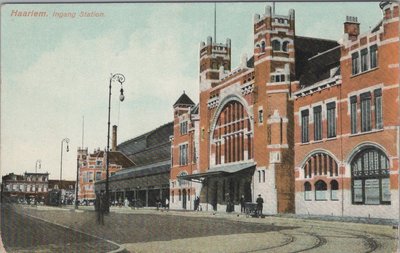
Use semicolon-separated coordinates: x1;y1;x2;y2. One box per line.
180;121;188;135
352;52;359;75
360;92;372;132
258;109;263;123
370;45;378;69
88;172;94;182
301;110;309;143
374;89;383;129
313;106;322;141
258;171;261;183
327;102;336;138
360;48;368;72
95;172;102;181
179;144;188;166
365;179;380;204
350;96;357;134
262;170;265;183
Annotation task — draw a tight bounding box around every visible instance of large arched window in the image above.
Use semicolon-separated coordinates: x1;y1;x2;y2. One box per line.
211;100;253;165
351;147;390;205
303;152;338;178
315;180;327;200
282;41;290;52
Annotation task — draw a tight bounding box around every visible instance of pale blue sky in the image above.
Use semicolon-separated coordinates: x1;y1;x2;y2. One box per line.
1;2;382;180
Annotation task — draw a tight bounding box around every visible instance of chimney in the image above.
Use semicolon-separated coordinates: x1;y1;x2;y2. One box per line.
112;125;117;151
344;16;360;41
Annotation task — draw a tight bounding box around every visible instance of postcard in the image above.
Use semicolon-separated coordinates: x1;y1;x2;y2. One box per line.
1;1;399;252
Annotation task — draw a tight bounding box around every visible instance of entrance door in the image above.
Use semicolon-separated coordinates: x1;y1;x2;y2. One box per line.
182;189;187;209
244;181;252;202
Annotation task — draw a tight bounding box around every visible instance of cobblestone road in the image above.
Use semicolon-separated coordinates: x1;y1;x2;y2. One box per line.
4;204;399;253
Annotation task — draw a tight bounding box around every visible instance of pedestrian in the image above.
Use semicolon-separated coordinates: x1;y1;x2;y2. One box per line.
124;197;129;208
96;193;105;225
194;196;200;211
240;195;245;213
256;194;264;217
165;198;169;211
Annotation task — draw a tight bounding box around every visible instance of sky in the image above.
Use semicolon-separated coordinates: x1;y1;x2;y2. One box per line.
1;2;382;180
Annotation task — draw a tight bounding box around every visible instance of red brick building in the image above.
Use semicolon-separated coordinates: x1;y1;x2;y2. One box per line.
293;2;399;219
175;2;399;218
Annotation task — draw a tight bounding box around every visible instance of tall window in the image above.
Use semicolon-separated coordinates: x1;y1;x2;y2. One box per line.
331;180;339;200
352;52;359;75
258;109;263;123
301;110;309;143
313;106;322;141
360;92;372;132
370;45;378;69
350;96;357;134
315;180;327;200
304;182;312;200
180;121;188;135
179;144;188;166
95;172;102;181
327;102;336;138
212;101;252;165
351;148;390;205
360;48;368;72
374;89;383;129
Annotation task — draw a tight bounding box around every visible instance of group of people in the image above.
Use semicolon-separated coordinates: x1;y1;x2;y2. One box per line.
240;194;264;217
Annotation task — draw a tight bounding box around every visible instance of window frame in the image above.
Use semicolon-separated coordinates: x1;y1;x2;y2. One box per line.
374;89;383;129
360;92;372;132
326;102;336;138
313;106;322;141
352;52;360;75
350;96;358;134
301;110;309;143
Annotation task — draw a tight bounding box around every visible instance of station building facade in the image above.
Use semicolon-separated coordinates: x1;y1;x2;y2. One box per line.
174;2;399;218
293;2;399;219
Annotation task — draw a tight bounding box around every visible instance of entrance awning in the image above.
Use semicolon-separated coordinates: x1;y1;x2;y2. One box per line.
178;162;256;182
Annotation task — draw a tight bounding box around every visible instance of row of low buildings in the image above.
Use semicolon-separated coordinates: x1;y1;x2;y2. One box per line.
40;2;397;220
1;172;76;204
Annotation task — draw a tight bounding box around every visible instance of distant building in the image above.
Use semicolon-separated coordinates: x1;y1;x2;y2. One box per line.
48;179;76;205
2;172;49;203
78;126;134;203
95;122;173;207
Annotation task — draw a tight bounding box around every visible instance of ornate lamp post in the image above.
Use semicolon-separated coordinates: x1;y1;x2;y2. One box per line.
105;73;125;213
34;159;41;205
60;138;70;206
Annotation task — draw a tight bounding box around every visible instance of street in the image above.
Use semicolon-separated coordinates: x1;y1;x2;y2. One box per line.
1;204;398;253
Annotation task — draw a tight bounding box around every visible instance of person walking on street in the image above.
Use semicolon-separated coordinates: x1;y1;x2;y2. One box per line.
256;194;264;217
240;195;246;213
96;193;105;225
165;198;169;211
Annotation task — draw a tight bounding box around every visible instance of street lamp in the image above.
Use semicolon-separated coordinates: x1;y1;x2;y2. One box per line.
75;156;79;209
60;137;70;206
34;159;41;205
105;73;125;213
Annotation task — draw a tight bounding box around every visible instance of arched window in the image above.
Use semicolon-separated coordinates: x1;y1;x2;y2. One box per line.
304;182;312;200
261;41;266;52
282;41;290;52
351;147;390;205
315;180;327;200
303;153;338;178
211;100;252;165
272;40;281;51
330;180;339;200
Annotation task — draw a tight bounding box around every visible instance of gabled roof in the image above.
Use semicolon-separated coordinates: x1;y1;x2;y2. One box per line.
173;92;195;107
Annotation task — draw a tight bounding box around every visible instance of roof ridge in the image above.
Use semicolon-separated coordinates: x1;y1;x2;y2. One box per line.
308;45;341;61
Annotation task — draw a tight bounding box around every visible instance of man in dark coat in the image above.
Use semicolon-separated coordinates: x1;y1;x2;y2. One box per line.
96;193;105;225
240;195;245;213
256;194;264;216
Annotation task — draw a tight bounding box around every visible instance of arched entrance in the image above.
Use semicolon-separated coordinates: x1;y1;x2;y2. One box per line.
182;189;187;209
